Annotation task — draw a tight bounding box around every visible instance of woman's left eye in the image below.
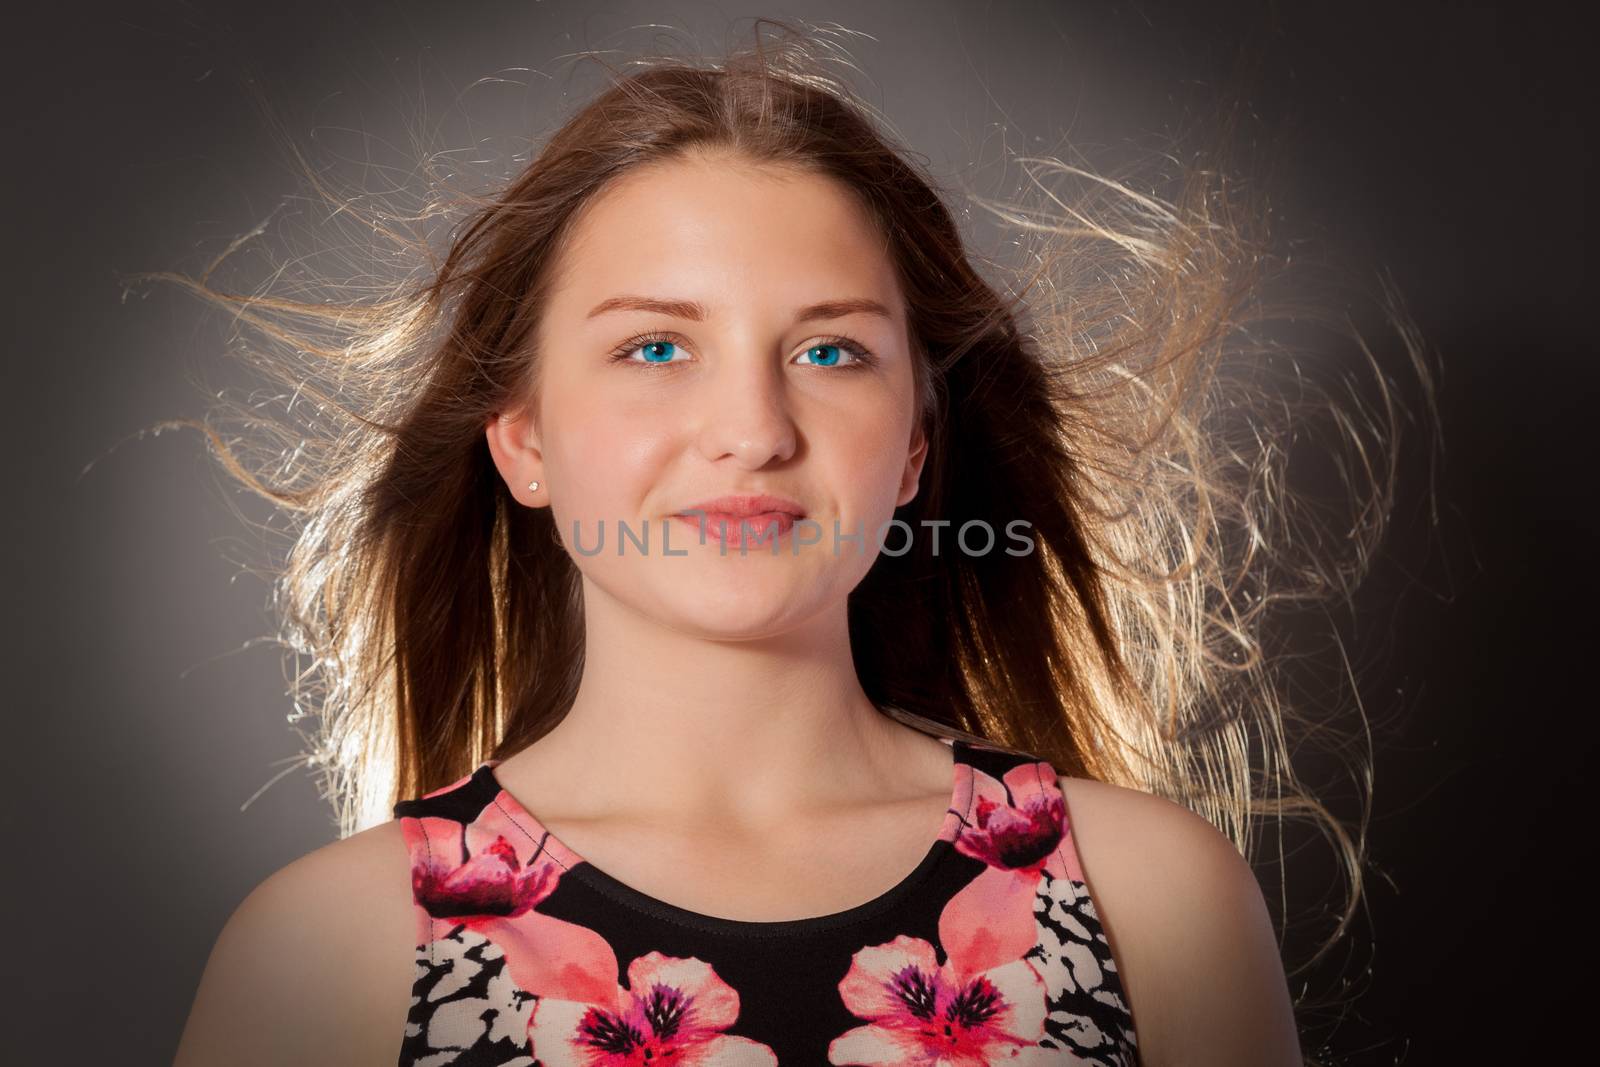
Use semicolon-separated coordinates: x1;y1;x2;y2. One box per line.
795;341;869;368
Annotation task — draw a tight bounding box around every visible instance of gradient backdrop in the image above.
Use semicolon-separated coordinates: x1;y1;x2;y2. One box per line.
8;1;1588;1063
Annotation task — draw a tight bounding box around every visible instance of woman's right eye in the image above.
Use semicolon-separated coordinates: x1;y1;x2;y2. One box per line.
635;340;679;363
610;334;689;365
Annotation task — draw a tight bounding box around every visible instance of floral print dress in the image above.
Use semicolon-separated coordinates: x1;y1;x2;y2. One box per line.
394;735;1140;1065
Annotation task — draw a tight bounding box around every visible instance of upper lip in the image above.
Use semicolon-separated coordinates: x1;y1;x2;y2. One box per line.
675;494;807;518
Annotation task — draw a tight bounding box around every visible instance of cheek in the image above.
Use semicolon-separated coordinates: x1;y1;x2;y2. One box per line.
822;399;914;514
543;394;668;526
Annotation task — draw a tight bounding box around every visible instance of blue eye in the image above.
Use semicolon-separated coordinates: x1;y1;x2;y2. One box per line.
609;335;688;365
799;344;846;367
637;340;679;363
795;337;874;369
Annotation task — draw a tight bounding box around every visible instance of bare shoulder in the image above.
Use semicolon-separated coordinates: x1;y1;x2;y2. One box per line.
1056;775;1304;1067
173;819;417;1067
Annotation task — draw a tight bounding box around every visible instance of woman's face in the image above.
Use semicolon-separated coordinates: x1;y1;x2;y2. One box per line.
487;151;927;639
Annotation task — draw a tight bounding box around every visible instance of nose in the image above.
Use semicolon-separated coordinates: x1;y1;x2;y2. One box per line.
695;347;799;469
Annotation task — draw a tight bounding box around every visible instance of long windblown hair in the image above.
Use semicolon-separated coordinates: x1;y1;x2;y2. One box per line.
131;19;1438;1064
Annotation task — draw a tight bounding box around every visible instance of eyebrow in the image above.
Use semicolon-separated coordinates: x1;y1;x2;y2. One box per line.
585;295;893;323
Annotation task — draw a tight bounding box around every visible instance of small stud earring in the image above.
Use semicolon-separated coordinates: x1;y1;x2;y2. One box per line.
528;480;541;492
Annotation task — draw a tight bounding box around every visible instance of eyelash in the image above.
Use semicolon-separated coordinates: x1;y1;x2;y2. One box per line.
606;330;879;371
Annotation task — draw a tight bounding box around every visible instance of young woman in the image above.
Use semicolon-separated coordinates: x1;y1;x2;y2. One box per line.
167;21;1424;1067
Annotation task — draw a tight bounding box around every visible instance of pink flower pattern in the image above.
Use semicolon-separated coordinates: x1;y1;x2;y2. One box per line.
394;740;1138;1065
826;758;1083;1066
528;951;778;1065
827;934;1051;1064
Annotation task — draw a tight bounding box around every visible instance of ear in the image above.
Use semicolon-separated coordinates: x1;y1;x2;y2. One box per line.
484;405;547;506
896;420;930;507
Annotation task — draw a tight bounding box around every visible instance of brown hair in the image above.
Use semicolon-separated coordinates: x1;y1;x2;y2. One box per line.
129;18;1439;1063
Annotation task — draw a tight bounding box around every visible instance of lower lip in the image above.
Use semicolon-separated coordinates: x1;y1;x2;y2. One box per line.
673;511;799;548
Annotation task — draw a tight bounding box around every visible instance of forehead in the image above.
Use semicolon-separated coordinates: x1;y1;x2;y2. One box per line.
546;153;900;312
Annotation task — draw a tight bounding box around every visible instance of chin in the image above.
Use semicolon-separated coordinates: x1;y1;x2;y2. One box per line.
656;576;823;638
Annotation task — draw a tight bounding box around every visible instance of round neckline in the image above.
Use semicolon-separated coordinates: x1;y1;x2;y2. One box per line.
477;735;974;939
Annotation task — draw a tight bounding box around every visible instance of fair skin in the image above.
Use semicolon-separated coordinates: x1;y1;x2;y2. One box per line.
174;152;1301;1066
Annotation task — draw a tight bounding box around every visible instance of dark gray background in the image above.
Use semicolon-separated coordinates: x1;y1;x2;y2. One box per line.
7;1;1587;1063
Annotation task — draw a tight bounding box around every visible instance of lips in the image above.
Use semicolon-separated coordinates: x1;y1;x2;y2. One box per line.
678;494;806;519
673;494;806;547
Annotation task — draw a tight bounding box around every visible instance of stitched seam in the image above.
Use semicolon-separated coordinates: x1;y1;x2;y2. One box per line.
484;750;966;940
1030;757;1072;889
944;741;978;835
417;817;434;972
565;862;950;939
962;752;976;824
950;740;971;839
492;793;572;872
1035;757;1138;1052
546;800;958;940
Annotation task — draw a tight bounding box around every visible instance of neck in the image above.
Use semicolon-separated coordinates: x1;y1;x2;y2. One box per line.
498;573;934;828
